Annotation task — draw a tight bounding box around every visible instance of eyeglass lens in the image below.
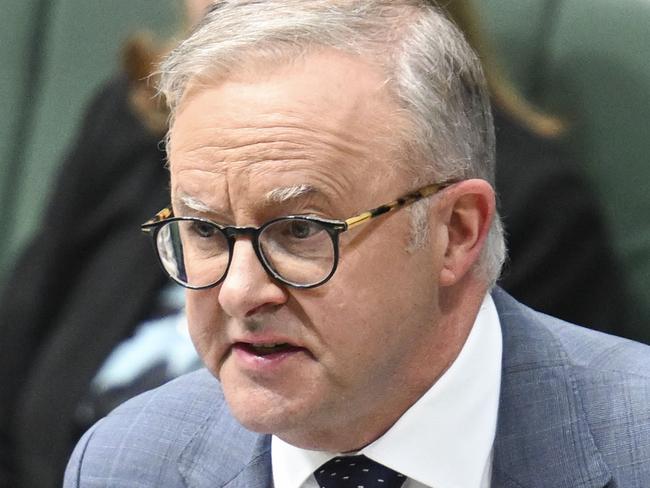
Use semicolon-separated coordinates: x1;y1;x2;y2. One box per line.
155;218;336;288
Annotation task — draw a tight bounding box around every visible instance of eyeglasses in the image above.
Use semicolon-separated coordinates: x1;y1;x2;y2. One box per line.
141;181;455;289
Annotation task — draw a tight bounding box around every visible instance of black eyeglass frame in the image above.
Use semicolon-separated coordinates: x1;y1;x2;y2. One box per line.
141;180;457;289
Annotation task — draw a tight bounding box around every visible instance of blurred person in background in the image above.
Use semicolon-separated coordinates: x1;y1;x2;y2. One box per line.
443;2;634;337
0;3;209;487
0;0;636;487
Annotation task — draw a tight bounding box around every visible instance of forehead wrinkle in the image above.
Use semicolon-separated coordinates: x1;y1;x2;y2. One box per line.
172;109;376;159
225;129;369;164
172;138;372;190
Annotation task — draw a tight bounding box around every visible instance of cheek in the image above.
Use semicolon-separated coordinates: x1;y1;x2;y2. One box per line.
305;280;401;366
322;239;440;347
343;242;438;309
186;289;226;365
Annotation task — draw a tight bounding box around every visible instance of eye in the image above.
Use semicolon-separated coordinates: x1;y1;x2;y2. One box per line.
190;220;218;238
288;220;318;239
260;218;329;250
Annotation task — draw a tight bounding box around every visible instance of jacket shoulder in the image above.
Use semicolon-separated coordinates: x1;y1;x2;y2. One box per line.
552;314;650;376
493;288;650;485
551;317;650;469
64;369;262;487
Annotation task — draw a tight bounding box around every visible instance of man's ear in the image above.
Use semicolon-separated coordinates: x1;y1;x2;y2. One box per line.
434;179;495;287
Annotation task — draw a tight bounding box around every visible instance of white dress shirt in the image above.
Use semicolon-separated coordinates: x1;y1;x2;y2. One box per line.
272;294;502;488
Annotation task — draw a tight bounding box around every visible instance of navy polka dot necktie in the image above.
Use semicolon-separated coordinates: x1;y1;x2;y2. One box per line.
314;454;407;487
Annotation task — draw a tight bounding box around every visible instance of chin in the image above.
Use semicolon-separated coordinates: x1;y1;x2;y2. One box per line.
224;388;299;436
222;382;357;451
220;373;297;433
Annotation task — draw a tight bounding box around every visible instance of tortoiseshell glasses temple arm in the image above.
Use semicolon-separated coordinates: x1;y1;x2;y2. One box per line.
343;180;456;230
141;207;174;233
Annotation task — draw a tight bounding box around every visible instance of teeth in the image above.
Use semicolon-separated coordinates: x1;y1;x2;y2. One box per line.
255;343;286;349
247;342;291;356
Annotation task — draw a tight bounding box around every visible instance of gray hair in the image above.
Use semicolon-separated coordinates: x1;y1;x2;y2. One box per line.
158;0;506;285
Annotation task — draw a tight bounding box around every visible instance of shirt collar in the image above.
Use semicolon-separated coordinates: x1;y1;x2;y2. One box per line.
272;294;502;488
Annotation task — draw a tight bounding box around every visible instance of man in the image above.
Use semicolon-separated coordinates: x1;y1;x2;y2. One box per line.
65;1;650;487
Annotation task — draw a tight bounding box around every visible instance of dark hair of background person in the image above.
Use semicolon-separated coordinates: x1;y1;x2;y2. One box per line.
0;1;639;487
0;33;174;488
443;0;566;139
443;0;635;339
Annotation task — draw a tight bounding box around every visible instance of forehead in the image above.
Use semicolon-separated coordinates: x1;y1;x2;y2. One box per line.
168;49;408;216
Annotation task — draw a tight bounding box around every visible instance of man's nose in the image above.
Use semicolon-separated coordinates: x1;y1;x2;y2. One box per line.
217;238;289;318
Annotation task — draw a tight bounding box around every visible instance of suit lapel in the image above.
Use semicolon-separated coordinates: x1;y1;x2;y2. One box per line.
224;436;273;488
491;288;611;488
176;393;273;488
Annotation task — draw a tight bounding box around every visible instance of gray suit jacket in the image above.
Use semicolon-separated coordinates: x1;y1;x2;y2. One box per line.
64;289;650;487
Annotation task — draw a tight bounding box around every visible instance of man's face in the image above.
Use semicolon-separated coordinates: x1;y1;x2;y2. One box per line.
169;50;453;450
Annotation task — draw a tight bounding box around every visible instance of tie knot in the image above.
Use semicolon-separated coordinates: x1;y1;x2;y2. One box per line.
314;455;406;488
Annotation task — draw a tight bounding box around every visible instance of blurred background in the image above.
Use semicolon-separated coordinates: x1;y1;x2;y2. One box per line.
0;0;181;278
1;0;649;487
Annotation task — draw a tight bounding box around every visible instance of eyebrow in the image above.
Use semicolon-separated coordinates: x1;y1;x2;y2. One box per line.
263;184;318;204
175;184;323;216
177;194;214;213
